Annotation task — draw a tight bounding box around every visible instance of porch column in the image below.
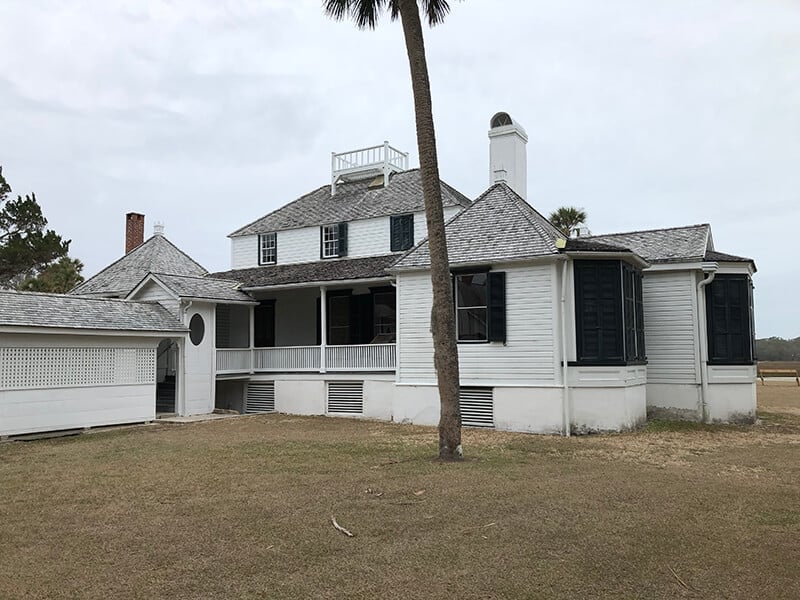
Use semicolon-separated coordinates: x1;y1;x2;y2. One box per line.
249;304;255;374
320;285;327;373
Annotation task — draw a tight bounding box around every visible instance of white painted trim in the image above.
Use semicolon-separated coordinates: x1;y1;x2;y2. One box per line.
0;326;186;337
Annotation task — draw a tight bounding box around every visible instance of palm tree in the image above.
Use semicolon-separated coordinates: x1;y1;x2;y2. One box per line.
324;0;462;460
549;206;587;237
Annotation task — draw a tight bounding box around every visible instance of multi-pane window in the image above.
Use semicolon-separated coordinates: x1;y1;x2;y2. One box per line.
321;223;348;259
390;214;414;251
454;271;506;343
706;275;755;364
258;233;276;265
574;260;645;364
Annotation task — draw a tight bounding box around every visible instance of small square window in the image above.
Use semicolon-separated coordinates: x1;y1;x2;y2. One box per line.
258;233;276;265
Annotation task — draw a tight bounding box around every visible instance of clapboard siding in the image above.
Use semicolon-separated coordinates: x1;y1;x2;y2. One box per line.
642;271;698;383
348;216;389;257
132;280;180;316
230;207;466;270
397;264;555;384
230;235;258;269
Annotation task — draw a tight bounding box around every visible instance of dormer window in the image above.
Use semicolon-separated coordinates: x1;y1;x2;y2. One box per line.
258;233;277;265
321;223;348;259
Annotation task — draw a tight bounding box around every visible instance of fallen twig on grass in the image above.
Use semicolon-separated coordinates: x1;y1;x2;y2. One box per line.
462;522;497;534
331;516;354;537
668;565;690;591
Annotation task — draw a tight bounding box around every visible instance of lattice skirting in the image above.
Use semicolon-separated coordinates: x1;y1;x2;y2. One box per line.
0;347;156;390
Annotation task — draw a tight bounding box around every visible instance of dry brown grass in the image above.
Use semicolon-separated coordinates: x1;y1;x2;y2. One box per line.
1;386;799;600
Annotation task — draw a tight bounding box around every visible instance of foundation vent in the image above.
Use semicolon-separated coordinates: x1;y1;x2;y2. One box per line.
327;381;364;414
459;387;494;428
246;381;276;413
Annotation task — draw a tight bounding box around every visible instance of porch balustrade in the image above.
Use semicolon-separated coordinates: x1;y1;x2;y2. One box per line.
215;343;395;374
254;346;320;372
326;344;396;371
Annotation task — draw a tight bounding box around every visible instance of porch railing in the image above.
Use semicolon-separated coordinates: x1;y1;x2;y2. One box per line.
326;344;396;371
215;344;395;374
216;349;252;374
254;346;321;372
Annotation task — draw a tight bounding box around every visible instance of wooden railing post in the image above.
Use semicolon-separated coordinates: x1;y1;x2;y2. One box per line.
320;286;327;374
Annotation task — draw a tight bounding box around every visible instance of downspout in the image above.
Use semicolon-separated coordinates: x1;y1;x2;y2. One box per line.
560;257;571;437
696;265;717;423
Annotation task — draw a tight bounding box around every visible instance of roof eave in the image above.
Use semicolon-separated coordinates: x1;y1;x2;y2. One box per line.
242;275;393;293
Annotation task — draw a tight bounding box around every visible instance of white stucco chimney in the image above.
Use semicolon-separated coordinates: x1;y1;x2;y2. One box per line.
488;111;528;200
153;222;165;236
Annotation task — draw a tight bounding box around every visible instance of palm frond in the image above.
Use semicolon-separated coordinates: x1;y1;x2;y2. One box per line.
324;0;453;28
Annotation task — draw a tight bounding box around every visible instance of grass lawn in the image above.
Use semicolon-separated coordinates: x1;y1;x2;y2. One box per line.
1;385;799;599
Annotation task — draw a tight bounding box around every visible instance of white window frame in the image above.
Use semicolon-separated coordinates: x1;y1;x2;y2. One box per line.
322;224;339;259
258;232;277;265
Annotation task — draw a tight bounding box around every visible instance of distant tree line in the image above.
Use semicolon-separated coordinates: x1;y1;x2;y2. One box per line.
756;337;800;361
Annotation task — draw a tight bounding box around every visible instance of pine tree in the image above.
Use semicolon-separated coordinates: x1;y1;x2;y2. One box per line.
0;166;71;288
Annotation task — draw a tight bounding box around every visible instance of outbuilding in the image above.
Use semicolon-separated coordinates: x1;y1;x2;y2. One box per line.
0;290;186;437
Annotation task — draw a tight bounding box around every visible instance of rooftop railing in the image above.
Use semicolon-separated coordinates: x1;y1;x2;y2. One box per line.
331;141;408;193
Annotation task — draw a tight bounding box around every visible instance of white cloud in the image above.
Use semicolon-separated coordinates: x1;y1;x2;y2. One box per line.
0;0;798;336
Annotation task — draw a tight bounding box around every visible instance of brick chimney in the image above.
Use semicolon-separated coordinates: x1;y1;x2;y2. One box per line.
125;212;145;253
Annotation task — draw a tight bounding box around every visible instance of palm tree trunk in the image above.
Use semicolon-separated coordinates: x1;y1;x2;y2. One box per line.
397;0;462;460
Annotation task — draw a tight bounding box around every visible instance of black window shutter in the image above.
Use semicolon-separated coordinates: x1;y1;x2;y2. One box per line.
635;271;646;360
338;222;348;257
390;216;402;252
319;227;324;259
487;271;506;343
273;233;277;264
707;275;753;364
575;261;623;363
403;215;414;250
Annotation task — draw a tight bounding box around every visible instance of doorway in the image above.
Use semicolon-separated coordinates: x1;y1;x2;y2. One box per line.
156;339;178;415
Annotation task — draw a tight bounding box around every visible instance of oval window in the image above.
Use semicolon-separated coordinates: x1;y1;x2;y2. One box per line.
189;313;205;346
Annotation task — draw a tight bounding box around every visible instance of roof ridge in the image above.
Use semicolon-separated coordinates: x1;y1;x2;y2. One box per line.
589;223;711;238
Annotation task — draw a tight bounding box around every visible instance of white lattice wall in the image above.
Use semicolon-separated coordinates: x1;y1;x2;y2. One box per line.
0;347;156;390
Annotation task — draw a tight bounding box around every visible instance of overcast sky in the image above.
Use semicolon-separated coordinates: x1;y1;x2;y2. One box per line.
1;0;798;337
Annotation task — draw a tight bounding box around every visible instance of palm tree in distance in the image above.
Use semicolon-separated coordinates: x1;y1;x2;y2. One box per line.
549;206;588;237
323;0;462;460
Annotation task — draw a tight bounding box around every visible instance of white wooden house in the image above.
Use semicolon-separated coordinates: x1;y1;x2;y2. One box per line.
0;112;757;437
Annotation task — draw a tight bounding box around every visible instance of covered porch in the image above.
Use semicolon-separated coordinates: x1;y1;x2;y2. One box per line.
215;281;396;375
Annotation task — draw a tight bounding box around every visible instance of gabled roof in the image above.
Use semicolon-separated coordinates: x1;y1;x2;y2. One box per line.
585;224;711;264
71;235;207;297
211;254;399;289
229;169;471;237
129;273;257;304
0;290;186;333
391;183;566;270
